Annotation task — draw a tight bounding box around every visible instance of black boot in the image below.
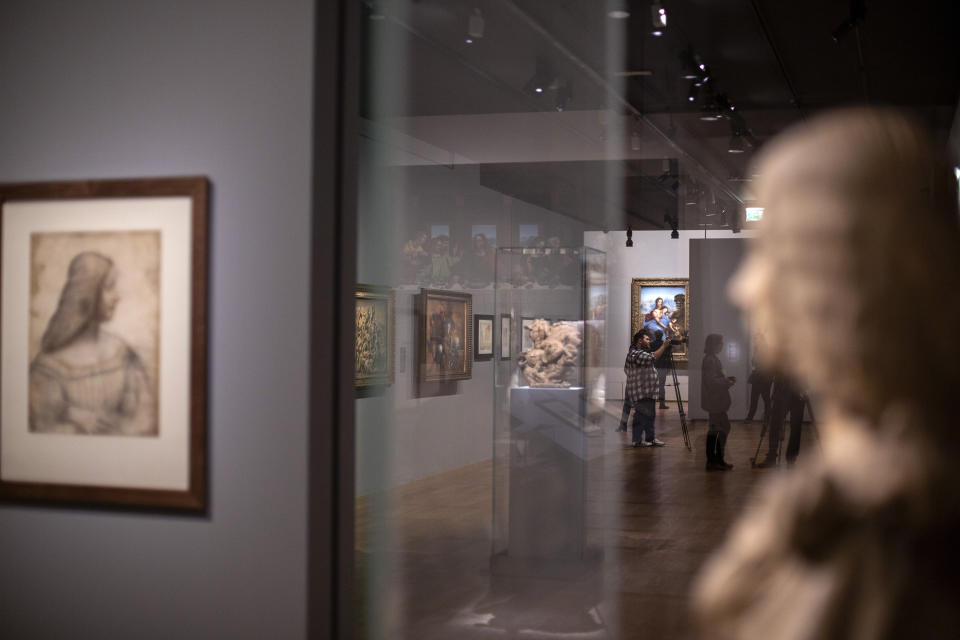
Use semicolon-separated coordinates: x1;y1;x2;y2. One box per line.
705;432;721;471
717;432;734;470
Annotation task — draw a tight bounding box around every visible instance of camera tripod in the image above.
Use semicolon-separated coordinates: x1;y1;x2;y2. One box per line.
749;395;819;467
668;351;691;451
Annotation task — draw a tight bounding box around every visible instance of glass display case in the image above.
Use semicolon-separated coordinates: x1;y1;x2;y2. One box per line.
492;246;607;574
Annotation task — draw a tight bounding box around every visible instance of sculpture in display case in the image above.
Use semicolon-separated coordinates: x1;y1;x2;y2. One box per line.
517;319;582;388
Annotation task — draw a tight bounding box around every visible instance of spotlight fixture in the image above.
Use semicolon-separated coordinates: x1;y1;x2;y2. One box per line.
650;3;667;36
554;77;572;112
626;225;634;247
466;8;484;43
679;46;701;80
728;134;745;154
524;59;553;96
664;210;680;239
832;0;866;42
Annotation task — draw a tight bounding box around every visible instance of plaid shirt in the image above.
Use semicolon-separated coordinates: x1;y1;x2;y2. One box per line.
624;346;658;404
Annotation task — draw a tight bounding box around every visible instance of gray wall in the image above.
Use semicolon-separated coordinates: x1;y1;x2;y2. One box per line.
687;239;751;421
0;1;314;638
355;139;590;494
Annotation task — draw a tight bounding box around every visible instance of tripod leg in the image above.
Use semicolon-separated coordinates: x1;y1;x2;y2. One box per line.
750;416;769;467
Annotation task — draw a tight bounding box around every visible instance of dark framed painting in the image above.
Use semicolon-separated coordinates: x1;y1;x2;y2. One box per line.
499;314;511;361
0;176;209;511
631;277;690;362
474;314;494;361
355;284;395;391
418;289;472;382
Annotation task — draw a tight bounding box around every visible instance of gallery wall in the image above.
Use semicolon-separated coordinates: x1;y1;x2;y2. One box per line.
355;137;589;494
687;238;752;421
0;1;314;637
583;229;754;420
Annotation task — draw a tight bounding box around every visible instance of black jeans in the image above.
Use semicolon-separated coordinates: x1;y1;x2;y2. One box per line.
631;399;656;443
767;389;805;461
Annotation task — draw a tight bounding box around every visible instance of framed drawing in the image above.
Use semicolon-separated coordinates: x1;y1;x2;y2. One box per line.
631;278;689;362
474;314;494;361
520;317;536;352
418;289;472;382
355;284;395;390
499;314;511;360
0;177;208;511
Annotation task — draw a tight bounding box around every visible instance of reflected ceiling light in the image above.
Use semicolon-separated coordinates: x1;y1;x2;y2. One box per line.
687;81;699;103
679;46;700;79
555;78;572;111
728;134;745;153
524;59;553;96
651;4;667;27
608;1;630;19
367;0;386;20
466;8;484;43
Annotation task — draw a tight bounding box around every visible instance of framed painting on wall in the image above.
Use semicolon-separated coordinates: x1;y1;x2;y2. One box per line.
355;284;395;391
474;314;494;361
0;176;209;511
418;289;472;382
499;314;511;360
631;278;690;362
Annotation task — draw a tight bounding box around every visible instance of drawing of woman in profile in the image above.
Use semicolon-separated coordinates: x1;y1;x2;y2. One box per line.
29;251;156;436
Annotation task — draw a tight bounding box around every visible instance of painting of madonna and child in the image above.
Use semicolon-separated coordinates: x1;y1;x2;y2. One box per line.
631;278;689;361
28;231;160;437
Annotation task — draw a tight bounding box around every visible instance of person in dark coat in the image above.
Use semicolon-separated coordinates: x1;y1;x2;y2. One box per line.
701;333;736;470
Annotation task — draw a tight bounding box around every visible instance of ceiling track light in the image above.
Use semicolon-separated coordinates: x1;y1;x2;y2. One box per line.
524;58;553;96
679;45;701;80
728;132;746;154
554;77;572;111
466;8;484;43
650;3;667;36
626;225;634;247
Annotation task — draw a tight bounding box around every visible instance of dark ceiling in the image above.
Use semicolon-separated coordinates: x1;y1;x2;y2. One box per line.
362;0;959;231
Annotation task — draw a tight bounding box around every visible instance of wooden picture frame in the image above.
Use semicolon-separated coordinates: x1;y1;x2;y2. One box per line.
355;284;395;391
418;289;472;382
499;314;511;361
0;177;209;511
631;277;690;362
474;314;494;361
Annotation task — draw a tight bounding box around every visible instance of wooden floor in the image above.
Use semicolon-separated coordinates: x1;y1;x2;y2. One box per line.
355;402;816;639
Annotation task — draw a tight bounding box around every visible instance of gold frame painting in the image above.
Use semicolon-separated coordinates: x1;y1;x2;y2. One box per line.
355;284;395;391
418;289;472;383
631;278;690;362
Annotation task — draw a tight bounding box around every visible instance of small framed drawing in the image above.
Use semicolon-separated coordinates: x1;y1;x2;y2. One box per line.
520;317;536;352
499;314;511;360
355;284;395;391
631;277;690;362
0;176;209;511
418;289;472;382
474;314;494;361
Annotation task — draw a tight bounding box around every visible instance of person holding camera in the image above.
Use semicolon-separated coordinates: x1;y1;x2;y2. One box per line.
701;333;736;470
623;328;676;447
